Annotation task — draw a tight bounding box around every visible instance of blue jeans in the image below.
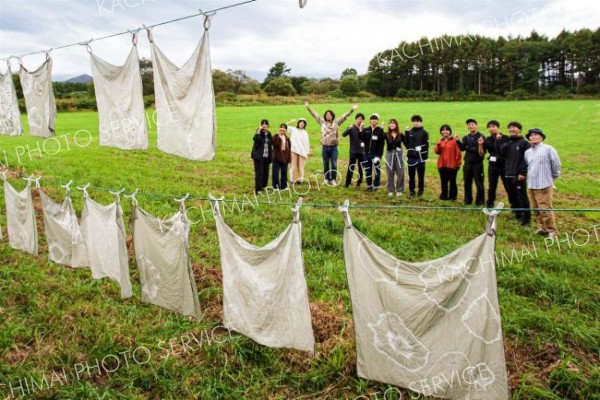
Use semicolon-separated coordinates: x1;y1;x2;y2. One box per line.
322;145;338;181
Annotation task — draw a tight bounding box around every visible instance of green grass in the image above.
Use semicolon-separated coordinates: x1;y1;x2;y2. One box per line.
0;100;599;399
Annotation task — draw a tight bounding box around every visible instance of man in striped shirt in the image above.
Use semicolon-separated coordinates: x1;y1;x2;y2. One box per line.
524;128;561;239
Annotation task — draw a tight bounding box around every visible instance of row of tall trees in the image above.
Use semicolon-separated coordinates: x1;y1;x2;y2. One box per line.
367;29;600;97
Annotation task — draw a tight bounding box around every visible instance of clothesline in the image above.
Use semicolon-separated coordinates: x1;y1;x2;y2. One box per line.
7;173;600;213
0;0;257;62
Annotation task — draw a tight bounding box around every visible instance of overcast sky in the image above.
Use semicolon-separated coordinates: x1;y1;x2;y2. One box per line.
0;0;598;81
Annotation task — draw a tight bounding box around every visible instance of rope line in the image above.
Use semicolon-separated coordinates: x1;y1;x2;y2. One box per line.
16;175;600;213
0;0;257;62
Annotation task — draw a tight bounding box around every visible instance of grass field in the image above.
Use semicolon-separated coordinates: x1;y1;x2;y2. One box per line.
0;100;599;399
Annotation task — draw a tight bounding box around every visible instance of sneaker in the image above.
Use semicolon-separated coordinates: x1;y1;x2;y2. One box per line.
396;192;403;197
535;229;548;236
330;180;338;187
256;191;263;195
323;179;329;186
388;192;394;197
547;232;557;240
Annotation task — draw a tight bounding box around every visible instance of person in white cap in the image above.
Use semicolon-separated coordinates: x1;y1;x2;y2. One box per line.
524;128;561;239
287;118;311;184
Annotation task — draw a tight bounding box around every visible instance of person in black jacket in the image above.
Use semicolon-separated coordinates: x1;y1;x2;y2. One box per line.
484;120;510;208
403;115;429;197
362;113;385;191
342;113;366;188
501;121;531;226
458;118;485;205
250;119;273;194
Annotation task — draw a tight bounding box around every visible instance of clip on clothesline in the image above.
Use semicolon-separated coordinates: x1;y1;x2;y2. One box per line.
124;189;139;206
175;193;190;212
61;180;73;196
338;199;352;229
109;188;126;201
208;194;223;217
483;202;504;236
291;197;303;224
77;183;90;198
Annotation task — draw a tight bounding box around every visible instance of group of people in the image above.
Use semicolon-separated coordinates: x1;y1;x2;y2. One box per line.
250;103;561;238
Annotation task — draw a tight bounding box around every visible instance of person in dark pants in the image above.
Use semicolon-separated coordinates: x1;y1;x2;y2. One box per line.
434;124;462;201
403;115;429;197
250;119;272;194
458;118;485;205
362;113;386;191
342;113;366;188
272;123;292;190
501;121;531;226
484;120;510;208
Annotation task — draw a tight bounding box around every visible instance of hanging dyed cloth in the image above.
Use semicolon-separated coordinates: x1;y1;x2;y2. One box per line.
340;202;508;399
39;187;88;267
79;190;132;299
3;178;37;256
19;56;56;137
148;18;216;161
90;38;148;150
131;202;201;319
0;65;23;136
210;197;314;353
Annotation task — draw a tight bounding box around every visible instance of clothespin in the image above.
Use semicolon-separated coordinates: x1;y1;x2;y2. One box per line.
109;188;125;202
291;197;303;223
79;39;93;54
77;183;90;198
174;193;190;212
299;0;307;8
143;25;154;43
61;180;73;196
124;188;139;206
129;30;138;46
482;202;504;236
208;194;223;217
338;199;352;229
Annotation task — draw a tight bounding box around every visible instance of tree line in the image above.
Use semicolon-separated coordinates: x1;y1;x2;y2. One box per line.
367;28;600;97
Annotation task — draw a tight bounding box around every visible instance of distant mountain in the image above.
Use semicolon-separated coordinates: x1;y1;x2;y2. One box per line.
65;74;93;83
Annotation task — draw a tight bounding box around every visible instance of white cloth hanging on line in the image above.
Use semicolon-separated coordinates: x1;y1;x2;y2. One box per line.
340;201;508;399
39;188;88;267
79;192;132;299
210;196;314;353
131;204;202;319
19;57;56;137
90;45;148;150
0;67;23;136
3;179;37;256
149;27;216;161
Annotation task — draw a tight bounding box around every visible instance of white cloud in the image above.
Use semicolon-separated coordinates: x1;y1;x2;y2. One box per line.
0;0;598;80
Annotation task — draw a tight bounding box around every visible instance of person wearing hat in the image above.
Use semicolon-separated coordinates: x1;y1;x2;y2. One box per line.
305;100;358;186
458;118;486;206
342;112;366;188
524;128;561;238
287;118;310;184
251;119;273;195
500;121;531;227
403;114;429;197
362;113;386;191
